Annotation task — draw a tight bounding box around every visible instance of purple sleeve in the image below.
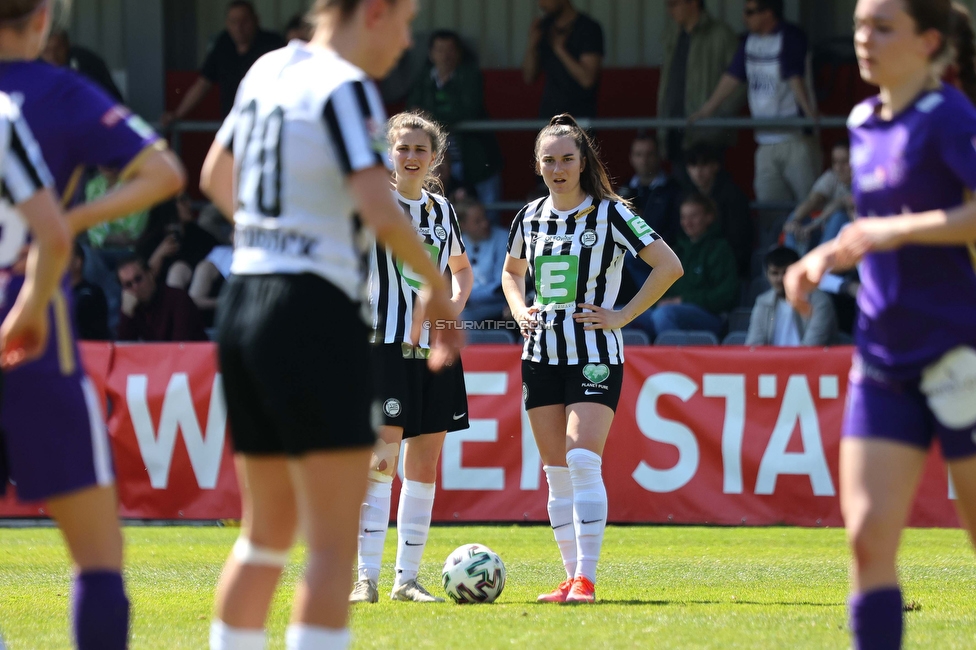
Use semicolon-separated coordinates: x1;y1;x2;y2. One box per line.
780;24;808;80
727;37;748;82
67;78;159;173
938;100;976;191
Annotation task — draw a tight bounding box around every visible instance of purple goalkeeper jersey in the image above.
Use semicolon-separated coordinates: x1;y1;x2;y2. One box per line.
848;83;976;378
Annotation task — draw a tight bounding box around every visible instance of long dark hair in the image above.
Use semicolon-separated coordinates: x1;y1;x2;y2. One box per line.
903;0;953;61
534;114;631;209
950;2;976;105
388;111;449;195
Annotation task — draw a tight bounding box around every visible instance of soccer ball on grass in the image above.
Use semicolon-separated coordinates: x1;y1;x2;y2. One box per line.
442;543;506;604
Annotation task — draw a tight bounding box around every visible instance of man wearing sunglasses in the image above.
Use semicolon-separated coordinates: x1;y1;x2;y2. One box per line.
691;0;819;232
116;255;208;342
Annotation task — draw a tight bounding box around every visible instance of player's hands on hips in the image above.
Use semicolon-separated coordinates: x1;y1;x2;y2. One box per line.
512;304;540;340
573;303;629;331
0;299;48;370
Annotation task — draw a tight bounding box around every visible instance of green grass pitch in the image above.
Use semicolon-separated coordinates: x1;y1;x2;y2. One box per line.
0;525;974;648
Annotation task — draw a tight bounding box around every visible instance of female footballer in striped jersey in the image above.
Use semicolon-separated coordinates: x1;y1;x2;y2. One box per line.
787;1;976;647
0;2;185;648
200;2;461;647
351;111;473;604
503;114;682;603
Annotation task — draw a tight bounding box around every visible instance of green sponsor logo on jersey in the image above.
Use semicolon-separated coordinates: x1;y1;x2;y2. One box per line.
626;215;652;238
535;254;578;308
582;364;610;384
397;242;440;291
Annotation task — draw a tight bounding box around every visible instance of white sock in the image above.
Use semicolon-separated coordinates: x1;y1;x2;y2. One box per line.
567;448;607;584
395;479;435;585
543;465;576;580
357;476;393;583
210;620;265;650
285;625;350;650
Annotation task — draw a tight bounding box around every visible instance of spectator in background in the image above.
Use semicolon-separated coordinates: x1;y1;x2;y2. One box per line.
70;242;111;341
691;0;819;227
746;246;835;346
407;31;503;216
161;1;284;124
684;144;753;278
136;194;217;290
522;0;604;119
455;199;508;324
628;192;738;340
116;256;208;342
617;133;680;228
616;134;680;305
41;28;124;103
284;13;311;42
783;139;854;254
658;0;744;166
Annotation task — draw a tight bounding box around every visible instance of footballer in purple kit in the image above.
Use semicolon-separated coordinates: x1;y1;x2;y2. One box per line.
786;1;976;648
0;2;185;649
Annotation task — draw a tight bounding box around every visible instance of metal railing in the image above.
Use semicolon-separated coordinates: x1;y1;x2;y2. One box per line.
165;115;847;212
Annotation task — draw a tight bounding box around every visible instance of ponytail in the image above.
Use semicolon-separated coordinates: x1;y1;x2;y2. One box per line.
534;113;632;210
951;2;976;105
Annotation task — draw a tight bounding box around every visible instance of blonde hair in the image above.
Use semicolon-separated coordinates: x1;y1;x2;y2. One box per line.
388;111;449;195
534;113;632;210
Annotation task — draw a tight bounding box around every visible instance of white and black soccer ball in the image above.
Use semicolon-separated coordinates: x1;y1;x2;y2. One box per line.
442;543;506;604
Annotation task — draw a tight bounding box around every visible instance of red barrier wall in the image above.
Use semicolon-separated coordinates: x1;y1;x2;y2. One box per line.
0;344;960;528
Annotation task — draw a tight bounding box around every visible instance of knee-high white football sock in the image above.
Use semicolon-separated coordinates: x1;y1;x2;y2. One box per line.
394;479;435;585
357;475;393;583
285;625;350;650
544;465;577;580
567;448;607;584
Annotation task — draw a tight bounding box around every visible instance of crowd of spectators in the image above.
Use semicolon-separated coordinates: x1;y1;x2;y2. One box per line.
65;0;861;348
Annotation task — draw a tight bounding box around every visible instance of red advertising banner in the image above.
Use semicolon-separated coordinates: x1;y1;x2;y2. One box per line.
0;343;960;527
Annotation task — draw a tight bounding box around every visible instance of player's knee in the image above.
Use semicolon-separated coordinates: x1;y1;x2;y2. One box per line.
846;508;896;567
369;440;400;478
232;536;291;568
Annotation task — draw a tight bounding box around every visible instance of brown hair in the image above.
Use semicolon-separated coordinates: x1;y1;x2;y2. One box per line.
0;0;43;26
387;111;449;195
950;3;976;105
534;113;631;209
902;0;953;61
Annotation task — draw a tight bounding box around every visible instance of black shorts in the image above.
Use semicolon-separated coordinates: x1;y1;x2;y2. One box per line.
216;273;376;455
521;360;623;412
371;343;469;438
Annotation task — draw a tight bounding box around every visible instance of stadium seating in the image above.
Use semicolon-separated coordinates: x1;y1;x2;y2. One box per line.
654;330;719;346
621;329;651;346
727;307;753;333
723;331;748;346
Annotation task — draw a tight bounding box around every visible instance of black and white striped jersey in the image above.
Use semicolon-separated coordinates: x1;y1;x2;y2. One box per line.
216;42;390;303
369;189;465;348
507;195;659;365
0;92;54;274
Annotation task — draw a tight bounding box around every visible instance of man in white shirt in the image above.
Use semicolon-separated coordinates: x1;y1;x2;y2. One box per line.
746;246;836;346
